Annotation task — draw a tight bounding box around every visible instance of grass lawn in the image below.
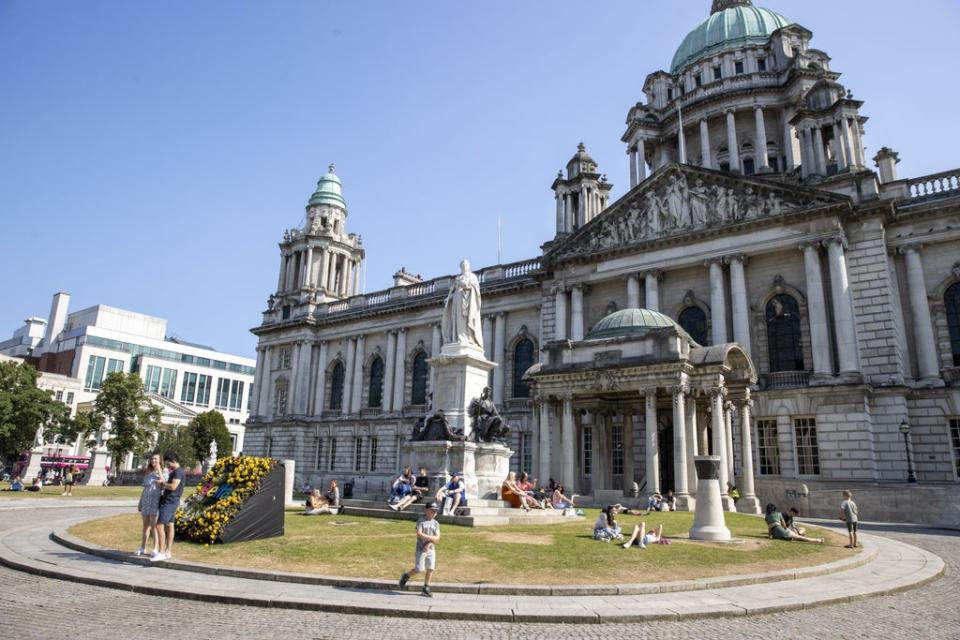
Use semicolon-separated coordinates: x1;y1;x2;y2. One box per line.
69;510;855;585
0;482;142;499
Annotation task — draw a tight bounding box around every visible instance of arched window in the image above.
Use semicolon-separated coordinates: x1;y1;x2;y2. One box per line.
513;338;535;398
946;282;960;366
678;306;708;345
368;357;385;408
766;294;804;372
411;351;428;405
329;362;345;411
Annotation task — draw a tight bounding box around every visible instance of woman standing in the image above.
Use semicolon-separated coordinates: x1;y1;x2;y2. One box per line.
135;454;166;556
61;464;77;496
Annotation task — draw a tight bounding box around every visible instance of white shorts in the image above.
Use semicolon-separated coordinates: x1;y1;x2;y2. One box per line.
414;549;436;572
642;533;657;545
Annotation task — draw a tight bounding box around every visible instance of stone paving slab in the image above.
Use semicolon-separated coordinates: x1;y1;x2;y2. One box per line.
0;510;945;623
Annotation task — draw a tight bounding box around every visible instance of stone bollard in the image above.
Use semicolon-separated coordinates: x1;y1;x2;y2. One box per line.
281;459;296;507
689;456;732;541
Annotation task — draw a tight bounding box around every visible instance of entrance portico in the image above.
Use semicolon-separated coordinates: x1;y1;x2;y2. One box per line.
530;308;758;512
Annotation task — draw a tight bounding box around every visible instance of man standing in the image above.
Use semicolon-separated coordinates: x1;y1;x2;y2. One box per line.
151;452;184;561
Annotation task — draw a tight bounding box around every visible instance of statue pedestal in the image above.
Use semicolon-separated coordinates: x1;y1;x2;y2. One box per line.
84;449;111;486
22;449;44;481
402;440;512;501
689;456;731;541
429;344;496;440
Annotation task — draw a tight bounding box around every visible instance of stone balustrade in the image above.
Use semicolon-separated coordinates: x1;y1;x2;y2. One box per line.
760;370;811;390
906;169;960;200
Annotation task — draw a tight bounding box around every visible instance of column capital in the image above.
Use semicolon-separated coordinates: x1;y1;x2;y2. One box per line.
724;108;737;116
638;386;658;397
736;397;754;410
709;386;728;399
668;384;689;398
396;327;407;335
797;241;821;253
552;283;567;295
897;242;923;256
826;234;848;250
724;253;748;266
495;311;507;319
640;269;662;281
704;257;724;268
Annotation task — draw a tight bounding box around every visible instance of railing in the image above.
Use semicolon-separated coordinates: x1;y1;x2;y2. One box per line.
365;292;389;306
906;169;960;200
761;371;811;390
406;281;436;297
503;257;542;279
327;301;349;313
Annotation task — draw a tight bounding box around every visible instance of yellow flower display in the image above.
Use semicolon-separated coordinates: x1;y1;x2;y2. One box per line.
175;456;276;544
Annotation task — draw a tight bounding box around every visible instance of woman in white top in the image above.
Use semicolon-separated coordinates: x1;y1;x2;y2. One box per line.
622;521;663;549
136;454;167;556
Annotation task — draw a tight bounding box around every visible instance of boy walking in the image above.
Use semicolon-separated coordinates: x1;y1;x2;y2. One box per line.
399;501;440;597
840;489;859;549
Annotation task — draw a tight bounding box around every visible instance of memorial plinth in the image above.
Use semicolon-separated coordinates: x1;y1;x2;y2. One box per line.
402;440;512;501
689;456;732;541
429;342;496;440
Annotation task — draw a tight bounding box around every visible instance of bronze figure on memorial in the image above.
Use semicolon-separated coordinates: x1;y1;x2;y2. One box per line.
468;387;511;444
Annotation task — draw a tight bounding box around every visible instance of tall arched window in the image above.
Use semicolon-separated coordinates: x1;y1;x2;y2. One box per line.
411;351;428;405
368;357;385;408
678;306;708;345
329;362;345;411
767;294;804;372
513;338;535;398
946;282;960;366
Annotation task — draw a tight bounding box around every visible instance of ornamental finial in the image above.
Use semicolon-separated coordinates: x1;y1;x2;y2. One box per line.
711;0;752;15
328;163;336;173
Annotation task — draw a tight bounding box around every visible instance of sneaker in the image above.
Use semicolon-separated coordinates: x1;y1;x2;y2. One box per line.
421;586;433;598
399;572;410;588
149;551;165;562
621;542;631;549
639;542;647;550
134;548;145;556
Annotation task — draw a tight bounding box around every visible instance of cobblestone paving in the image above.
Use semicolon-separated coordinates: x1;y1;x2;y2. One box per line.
2;506;955;639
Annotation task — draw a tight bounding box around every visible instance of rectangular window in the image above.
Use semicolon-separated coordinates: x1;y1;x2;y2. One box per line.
66;392;74;405
277;347;292;370
695;74;702;88
756;418;781;475
354;437;363;472
215;378;229;409
370;437;378;472
144;365;162;393
950;419;960;478
107;358;124;375
713;65;722;80
582;426;593;477
55;390;63;401
273;382;288;416
794;417;820;475
195;374;211;407
735;60;744;74
667;88;673;100
612;422;624;477
520;432;533;475
229;380;244;410
83;355;106;391
159;368;177;399
315;438;323;472
757;57;767;72
328;437;337;471
181;372;198;404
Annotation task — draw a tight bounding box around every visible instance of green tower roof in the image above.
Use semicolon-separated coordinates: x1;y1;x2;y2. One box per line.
308;164;346;209
586;308;680;341
670;3;792;74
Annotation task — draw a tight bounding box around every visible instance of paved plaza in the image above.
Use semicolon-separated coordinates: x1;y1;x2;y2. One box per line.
1;501;956;639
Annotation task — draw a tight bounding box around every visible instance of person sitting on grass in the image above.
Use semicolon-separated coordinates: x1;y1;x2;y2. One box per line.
436;472;467;516
304;489;333;515
7;476;24;492
501;471;541;511
27;477;42;492
783;507;806;536
551;484;576;510
622;522;664;549
662;490;677;512
593;505;623;542
645;492;663;512
765;503;823;544
324;480;340;508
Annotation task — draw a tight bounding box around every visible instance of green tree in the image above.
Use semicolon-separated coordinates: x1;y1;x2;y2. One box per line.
0;361;69;458
186;410;232;464
153;423;197;468
50;408;100;451
93;372;162;469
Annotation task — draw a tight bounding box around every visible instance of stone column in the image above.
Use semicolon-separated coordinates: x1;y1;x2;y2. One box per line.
561;396;575;490
304;247;313;287
493;312;506;404
251;347;266;416
555;193;564;232
708;259;728;345
382;330;396;412
342;338;355;415
297;341;314;414
724;401;735;485
711;388;734;511
554;287;568;340
826;238;859;375
728;254;751;355
430;323;441;395
737;394;761;514
801;128;815;178
591;412;606;491
725;110;740;172
577;187;586;228
672;387;690;504
256;346;271;416
351;334;365;412
684;395;698;496
312;341;328;415
800;243;833;377
392;329;407;412
354;259;361;295
849;117;865;166
783;120;796;172
644;271;660;312
629;149;638;189
842;117;856;168
644;391;659;496
699;119;712;169
570;285;584;341
288;340;302;413
482;315;494;362
316;248;327;290
538;400;551;487
832;123;848;170
626;274;641;309
276;254;286;292
326;252;336;291
623;411;635;490
902;245;941;382
754;106;769;171
637;138;647;182
563;195;572;233
813;127;828;176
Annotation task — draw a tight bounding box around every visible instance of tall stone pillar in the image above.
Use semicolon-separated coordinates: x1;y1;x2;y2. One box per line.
644;391;659;496
351;334;365;413
728;254;751;355
672;387;691;508
724;401;735;486
711;388;734;511
832;123;848;170
902;245;942;383
561;396;575;490
383;330;397;412
296;341;313;415
783;120;796;172
813;127;828;176
708;259;728;345
276;254;286;292
826;238;860;376
754;107;769;171
342;338;355;415
555;193;564;233
725;110;740;172
699;119;712;169
313;341;328;415
737;393;761;514
644;271;660;312
492;312;507;404
842;117;857;167
849;117;865;166
684;395;698;496
636;138;647;182
326;252;336;291
570;285;584;341
392;329;407;412
482;315;494;362
316;248;327;290
251;347;266;417
800;243;833;378
554;287;568;340
590;412;606;491
538;400;551;487
629;148;638;189
801;128;816;178
430;323;441;395
304;247;313;287
577;187;586;228
288;340;302;413
256;346;272;416
626;274;641;309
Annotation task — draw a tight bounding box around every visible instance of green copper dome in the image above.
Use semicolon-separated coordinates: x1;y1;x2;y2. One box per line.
670;3;792;74
586;308;680;341
308;164;346;209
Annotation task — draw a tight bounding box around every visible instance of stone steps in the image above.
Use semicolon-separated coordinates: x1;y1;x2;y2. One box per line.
340;499;584;527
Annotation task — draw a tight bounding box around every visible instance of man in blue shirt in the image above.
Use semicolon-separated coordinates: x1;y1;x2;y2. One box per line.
151;452;185;561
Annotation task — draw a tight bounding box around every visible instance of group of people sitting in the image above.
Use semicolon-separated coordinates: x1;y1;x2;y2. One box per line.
501;473;578;513
389;467;467;516
765;503;823;543
303;480;340;515
593;504;666;549
2;475;42;492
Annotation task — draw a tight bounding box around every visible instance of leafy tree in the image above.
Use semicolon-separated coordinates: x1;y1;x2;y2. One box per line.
50;408;100;451
0;361;69;458
93;372;162;470
153;423;197;468
186;410;232;464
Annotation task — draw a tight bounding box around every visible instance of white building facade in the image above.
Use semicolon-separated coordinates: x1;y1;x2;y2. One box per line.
245;0;960;523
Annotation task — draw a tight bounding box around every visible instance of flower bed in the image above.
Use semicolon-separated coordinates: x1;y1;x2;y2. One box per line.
175;456;276;544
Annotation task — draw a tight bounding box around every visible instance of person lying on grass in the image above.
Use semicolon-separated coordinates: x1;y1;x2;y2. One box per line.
304;489;334;515
622;522;664;549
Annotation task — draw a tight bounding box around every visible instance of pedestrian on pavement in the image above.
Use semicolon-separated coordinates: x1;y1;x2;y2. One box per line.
136;454;166;556
61;465;77;496
151;452;185;562
840;489;859;549
398;501;440;598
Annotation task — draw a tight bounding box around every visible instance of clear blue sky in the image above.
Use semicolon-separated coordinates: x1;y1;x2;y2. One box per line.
2;0;958;357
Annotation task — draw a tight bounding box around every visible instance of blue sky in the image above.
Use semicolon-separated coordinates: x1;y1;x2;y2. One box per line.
1;0;958;357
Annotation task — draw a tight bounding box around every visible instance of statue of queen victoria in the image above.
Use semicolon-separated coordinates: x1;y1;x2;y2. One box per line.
441;259;484;351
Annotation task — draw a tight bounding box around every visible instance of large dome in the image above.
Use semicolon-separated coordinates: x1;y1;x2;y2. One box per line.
670;3;792;74
308;164;346;209
586;308;680;341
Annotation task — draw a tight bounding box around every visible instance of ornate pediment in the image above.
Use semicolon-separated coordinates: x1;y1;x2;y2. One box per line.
550;165;846;262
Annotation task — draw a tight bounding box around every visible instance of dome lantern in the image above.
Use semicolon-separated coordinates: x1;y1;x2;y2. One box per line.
307;163;347;209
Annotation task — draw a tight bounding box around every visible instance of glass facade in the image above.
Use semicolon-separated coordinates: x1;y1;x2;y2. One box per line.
81;335;255;376
159;368;177;399
144;365;162;393
83;355;106;391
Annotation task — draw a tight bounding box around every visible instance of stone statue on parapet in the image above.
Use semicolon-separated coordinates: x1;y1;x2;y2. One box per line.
441;259;484;351
469;386;510;445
